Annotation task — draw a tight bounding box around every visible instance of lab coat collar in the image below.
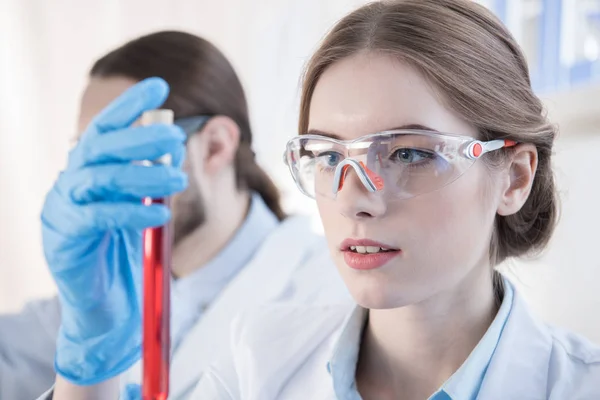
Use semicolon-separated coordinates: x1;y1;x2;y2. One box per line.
477;282;553;399
328;306;366;399
327;278;552;400
173;192;278;291
440;279;514;400
169;193;278;350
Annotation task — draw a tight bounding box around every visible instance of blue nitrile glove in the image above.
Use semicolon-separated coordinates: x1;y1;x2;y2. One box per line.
41;77;188;385
122;384;142;400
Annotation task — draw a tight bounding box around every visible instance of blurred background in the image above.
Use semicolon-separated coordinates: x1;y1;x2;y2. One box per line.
0;0;599;342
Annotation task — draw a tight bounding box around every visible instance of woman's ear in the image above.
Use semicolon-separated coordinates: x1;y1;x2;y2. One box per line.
496;143;538;216
187;115;241;174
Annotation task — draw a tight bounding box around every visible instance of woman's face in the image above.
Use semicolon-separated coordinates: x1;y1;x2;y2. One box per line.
308;52;502;309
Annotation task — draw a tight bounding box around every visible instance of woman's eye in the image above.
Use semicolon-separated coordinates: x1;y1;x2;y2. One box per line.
392;148;434;164
318;151;343;167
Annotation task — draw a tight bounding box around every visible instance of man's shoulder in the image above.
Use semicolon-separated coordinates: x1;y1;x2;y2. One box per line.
230;303;353;359
1;295;61;338
226;303;352;396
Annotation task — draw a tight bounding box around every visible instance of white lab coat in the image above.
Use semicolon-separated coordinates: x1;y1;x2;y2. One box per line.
0;297;61;399
8;215;352;400
190;282;600;400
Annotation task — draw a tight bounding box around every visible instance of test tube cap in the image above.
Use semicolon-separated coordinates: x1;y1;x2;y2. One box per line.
141;109;174;125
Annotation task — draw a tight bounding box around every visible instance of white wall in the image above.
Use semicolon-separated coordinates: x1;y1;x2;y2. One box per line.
0;0;599;344
502;131;600;344
0;0;366;312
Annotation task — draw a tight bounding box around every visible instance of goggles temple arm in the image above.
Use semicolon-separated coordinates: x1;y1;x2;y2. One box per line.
465;139;518;159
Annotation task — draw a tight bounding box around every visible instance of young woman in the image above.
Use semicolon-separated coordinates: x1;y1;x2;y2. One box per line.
43;1;599;399
188;0;600;398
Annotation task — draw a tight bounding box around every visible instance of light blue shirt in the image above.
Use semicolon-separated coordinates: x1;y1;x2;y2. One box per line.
169;192;279;352
327;281;518;399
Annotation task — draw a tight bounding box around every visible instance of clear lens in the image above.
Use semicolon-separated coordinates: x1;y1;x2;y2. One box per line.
285;131;478;200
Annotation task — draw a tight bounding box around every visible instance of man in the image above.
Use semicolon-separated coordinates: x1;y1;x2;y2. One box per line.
0;31;349;400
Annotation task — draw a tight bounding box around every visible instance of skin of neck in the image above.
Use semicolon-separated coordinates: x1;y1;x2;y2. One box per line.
356;260;498;400
171;185;251;279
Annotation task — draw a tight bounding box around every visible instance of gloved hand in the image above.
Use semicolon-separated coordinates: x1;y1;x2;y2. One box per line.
41;77;188;385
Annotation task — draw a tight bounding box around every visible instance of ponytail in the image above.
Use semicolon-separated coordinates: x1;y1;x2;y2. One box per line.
235;145;286;221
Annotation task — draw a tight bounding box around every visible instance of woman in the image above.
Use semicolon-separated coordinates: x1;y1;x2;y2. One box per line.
188;0;600;399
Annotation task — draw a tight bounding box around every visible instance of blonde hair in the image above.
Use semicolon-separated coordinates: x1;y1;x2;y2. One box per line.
299;0;559;268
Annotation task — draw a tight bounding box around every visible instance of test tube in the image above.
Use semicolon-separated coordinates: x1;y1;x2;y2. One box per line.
140;109;173;400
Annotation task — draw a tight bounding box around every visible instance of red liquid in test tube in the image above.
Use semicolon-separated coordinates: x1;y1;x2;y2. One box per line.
140;109;174;400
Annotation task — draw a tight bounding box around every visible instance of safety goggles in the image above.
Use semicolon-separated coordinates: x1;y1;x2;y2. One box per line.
174;115;211;140
283;129;516;201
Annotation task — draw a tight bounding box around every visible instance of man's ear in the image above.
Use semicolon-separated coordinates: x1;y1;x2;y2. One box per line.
186;115;240;174
496;143;538;216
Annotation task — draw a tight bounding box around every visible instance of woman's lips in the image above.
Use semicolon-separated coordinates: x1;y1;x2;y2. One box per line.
340;238;401;270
